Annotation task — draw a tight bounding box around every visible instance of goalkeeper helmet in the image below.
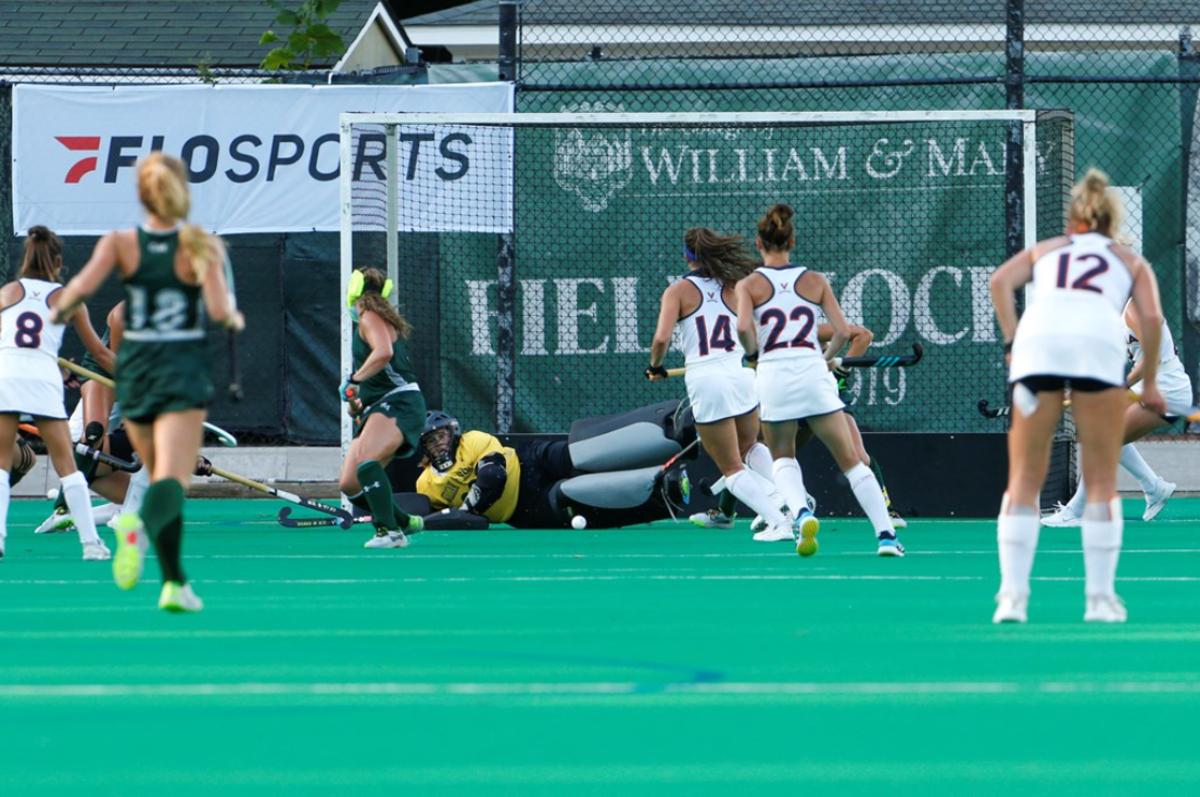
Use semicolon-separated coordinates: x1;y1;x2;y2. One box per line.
420;410;461;473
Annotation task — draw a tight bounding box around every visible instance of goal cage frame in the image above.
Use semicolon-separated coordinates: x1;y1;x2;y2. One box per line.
336;109;1075;510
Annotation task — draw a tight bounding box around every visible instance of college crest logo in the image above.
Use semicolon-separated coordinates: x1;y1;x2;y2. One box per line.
552;102;633;213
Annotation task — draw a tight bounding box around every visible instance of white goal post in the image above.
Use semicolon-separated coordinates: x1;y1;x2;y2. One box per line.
336;109;1044;504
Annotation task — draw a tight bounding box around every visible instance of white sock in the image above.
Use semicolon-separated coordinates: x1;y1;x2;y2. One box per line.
845;462;893;536
59;471;99;545
0;469;10;542
771;458;808;517
745;444;786;510
1064;476;1087;515
744;443;773;479
1082;498;1123;598
91;503;121;525
726;468;788;528
997;495;1040;597
1119;445;1160;493
123;467;151;515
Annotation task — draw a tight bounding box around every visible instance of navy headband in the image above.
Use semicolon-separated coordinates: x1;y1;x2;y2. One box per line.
683;244;697;262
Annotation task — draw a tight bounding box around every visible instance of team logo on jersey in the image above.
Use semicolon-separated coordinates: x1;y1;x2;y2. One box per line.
147;241;169;254
779;282;790;292
552;101;633;213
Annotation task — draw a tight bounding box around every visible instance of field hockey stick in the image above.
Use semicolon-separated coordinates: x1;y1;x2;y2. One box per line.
58;357;239;447
277;506;372;529
977;399;1010;419
661;435;700;472
206;463;354;526
74;442;141;473
834;342;924;369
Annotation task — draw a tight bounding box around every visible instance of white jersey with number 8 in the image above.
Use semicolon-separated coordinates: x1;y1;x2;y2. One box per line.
1010;232;1134;388
0;278;69;418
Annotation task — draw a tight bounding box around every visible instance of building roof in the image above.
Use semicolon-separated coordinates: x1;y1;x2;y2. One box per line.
0;0;387;68
404;0;1200;26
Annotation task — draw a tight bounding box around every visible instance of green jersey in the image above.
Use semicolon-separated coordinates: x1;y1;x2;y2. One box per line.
79;325;111;381
115;227;213;421
352;319;419;407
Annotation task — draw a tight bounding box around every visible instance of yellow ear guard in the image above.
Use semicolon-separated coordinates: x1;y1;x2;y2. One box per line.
346;270;365;308
346;270;395;307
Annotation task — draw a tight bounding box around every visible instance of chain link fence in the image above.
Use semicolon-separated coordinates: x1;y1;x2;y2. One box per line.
512;0;1200;440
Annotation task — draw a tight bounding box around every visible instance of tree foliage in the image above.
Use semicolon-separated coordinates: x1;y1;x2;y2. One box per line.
259;0;347;70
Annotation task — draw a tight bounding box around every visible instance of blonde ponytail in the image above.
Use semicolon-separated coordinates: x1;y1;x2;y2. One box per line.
1068;167;1122;237
137;152;210;282
179;224;214;284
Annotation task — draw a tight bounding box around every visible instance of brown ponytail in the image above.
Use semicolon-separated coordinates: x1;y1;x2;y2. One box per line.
756;203;795;253
684;227;758;289
354;267;412;340
137;152;213;282
1068;168;1122;238
20;225;64;282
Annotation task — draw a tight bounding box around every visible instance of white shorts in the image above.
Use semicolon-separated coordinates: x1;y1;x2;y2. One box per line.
0;357;67;420
685;357;758;424
1009;294;1127;387
756;356;845;423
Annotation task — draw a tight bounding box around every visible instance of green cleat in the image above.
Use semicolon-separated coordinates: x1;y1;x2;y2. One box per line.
158;581;204;613
111;513;147;590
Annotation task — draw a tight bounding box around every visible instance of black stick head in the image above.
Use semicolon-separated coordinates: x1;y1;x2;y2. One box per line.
911;342;924;363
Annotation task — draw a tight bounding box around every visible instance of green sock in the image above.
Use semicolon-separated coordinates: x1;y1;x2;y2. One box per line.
356;461;411;530
717;488;737;518
868;458;891;508
140;478;185;584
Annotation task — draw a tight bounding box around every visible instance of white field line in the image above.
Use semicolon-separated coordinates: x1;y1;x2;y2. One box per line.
2;574;1199;588
2;679;1200;699
181;547;1200;560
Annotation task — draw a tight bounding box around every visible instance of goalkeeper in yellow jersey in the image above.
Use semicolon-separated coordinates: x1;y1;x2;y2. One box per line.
411;409;691;531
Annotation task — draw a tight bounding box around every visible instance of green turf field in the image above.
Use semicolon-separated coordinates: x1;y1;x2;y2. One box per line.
2;497;1199;796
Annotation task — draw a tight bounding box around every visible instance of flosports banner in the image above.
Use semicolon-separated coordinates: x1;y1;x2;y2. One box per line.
11;82;514;235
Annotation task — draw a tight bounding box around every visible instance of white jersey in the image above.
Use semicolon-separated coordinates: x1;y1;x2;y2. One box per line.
1010;233;1134;387
752;265;824;364
0;278;65;359
1127;317;1195;417
0;278;69;418
676;274;742;366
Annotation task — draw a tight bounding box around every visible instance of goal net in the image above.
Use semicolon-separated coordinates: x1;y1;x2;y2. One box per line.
339;109;1076;505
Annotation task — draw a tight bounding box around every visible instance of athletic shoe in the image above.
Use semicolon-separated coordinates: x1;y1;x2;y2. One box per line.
752;522;794;542
1084;593;1127;623
992;592;1029;623
364;529;409;549
158;581;204;613
81;539;111;561
750;515;768;534
794;509;819;557
35;509;75;534
806;494;817;515
876;531;906;557
1040;503;1082;528
1143;479;1176;522
0;536;5;559
111;513;147;590
690;509;734;529
889;509;908;529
